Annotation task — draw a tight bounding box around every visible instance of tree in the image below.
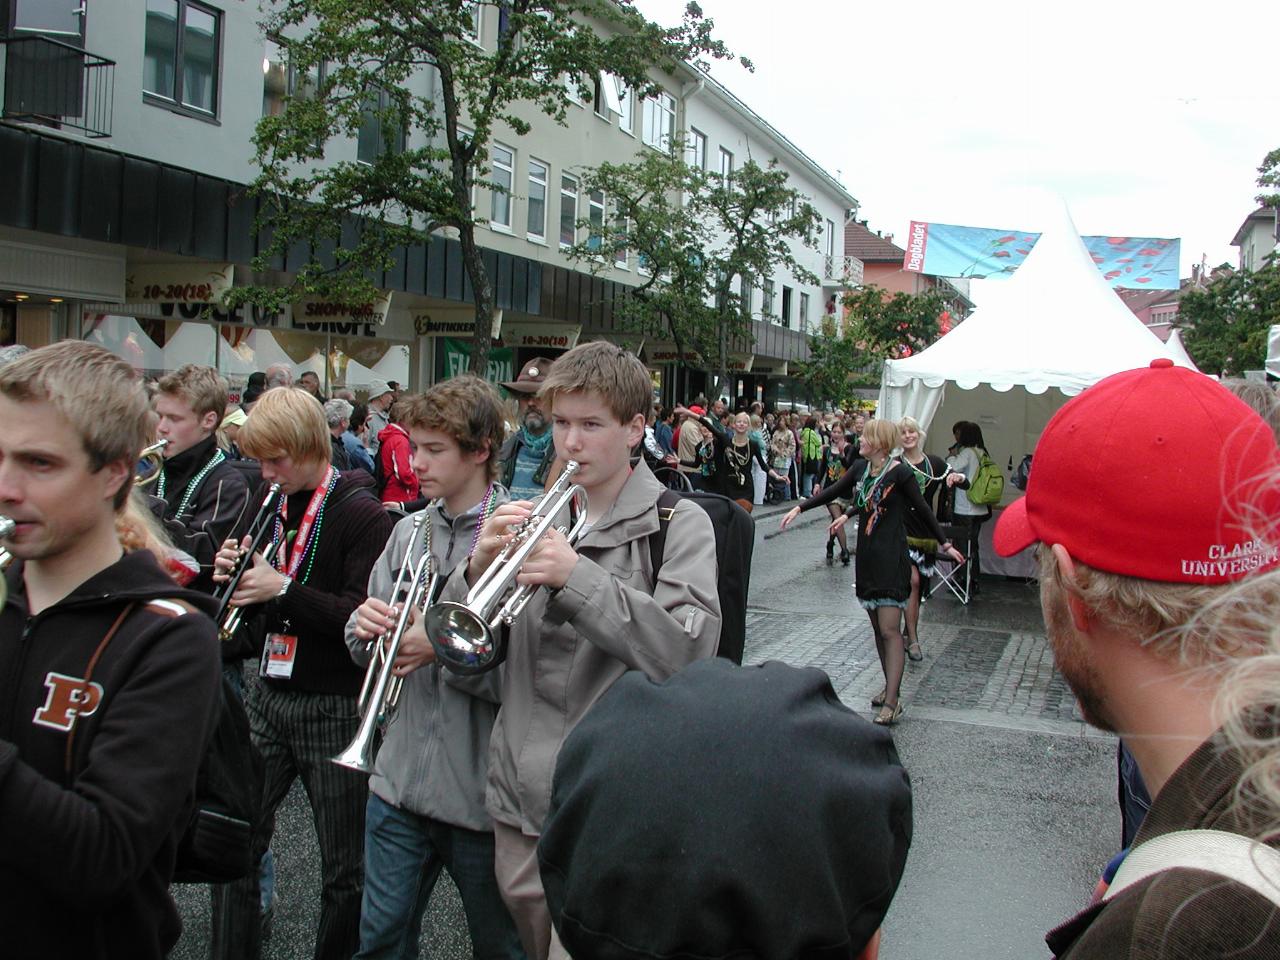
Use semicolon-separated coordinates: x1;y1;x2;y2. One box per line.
841;285;949;362
230;0;739;375
567;143;822;395
795;314;859;408
1176;261;1280;376
1257;146;1280;209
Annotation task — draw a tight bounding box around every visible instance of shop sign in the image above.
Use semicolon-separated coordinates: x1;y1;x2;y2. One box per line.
158;301;282;326
751;359;788;376
646;341;701;364
125;263;233;305
727;354;754;372
442;338;514;385
292;291;392;334
413;307;504;339
500;322;580;351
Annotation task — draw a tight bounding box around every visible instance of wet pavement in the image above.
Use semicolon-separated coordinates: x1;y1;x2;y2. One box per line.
170;501;1117;960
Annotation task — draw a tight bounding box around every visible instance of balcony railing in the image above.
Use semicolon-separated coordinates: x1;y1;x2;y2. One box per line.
823;255;864;287
2;35;115;138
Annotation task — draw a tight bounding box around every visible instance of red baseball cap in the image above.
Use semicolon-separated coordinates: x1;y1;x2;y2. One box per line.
688;405;706;416
993;359;1280;584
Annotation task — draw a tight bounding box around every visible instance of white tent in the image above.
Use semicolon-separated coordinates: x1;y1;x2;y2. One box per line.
877;203;1192;476
1268;325;1280;381
1164;327;1200;371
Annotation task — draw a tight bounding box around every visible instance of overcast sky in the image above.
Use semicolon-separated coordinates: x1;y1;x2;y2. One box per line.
634;0;1279;280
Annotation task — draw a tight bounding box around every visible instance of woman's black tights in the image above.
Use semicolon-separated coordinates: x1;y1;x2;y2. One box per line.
868;605;906;709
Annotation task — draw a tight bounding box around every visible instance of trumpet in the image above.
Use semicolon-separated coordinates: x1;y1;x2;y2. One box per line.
213;483;283;643
134;439;168;486
425;460;588;675
0;516;13;610
332;515;443;774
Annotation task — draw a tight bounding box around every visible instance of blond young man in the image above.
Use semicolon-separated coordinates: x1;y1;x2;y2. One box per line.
444;342;722;960
152;364;250;594
210;387;394;960
0;342;221;958
346;376;523;959
993;360;1280;960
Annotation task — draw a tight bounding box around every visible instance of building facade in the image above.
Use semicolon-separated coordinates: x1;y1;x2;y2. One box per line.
0;0;856;410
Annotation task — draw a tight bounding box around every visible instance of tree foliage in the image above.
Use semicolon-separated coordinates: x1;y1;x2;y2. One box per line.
841;285;949;362
795;314;859;407
231;0;739;373
566;142;822;393
1177;261;1280;376
1257;146;1280;209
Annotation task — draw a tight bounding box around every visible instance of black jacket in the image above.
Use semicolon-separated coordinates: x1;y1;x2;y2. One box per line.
151;434;251;594
244;470;394;696
498;430;556;494
0;549;221;959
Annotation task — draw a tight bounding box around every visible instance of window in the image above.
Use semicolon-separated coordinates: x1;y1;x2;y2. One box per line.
641;91;676;151
490;143;514;231
464;1;482;43
739;274;754;314
781;286;793;328
144;0;221;116
357;86;406;164
762;279;775;318
587;190;606;253
799;292;810;333
686;128;707;170
527;159;548;242
718;147;734;186
617;79;635;136
559;174;578;248
826;219;836;260
262;38;323;118
593;72;622;119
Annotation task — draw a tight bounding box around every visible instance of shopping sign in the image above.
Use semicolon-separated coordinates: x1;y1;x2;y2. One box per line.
442;338;514;385
125;263;233;305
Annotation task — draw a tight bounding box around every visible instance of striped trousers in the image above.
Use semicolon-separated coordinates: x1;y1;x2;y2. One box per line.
211;685;367;960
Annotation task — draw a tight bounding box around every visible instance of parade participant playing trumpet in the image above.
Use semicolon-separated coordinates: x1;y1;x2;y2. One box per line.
210;387;393;960
437;342;721;960
0;342;220;958
345;375;523;960
151;364;250;595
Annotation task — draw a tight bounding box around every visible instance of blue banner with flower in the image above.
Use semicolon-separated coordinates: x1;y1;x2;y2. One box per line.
901;220;1180;290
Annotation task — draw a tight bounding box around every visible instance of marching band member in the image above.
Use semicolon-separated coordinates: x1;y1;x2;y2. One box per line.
0;342;220;957
346;375;523;960
152;363;250;594
442;342;722;960
210;387;393;960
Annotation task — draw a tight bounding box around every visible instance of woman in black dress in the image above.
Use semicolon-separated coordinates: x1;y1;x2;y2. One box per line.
898;416;951;662
782;419;961;724
696;410;780;512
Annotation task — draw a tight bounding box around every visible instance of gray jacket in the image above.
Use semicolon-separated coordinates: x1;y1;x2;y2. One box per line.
441;460;721;834
344;495;506;830
366;406;390;457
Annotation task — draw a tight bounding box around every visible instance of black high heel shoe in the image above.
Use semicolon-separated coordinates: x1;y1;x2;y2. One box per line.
839;548;851;566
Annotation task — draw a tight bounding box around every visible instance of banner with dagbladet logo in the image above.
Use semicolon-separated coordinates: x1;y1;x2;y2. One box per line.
902;221;1180;290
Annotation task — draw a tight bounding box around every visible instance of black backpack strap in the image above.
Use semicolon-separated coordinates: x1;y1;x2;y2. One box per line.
649;489;681;581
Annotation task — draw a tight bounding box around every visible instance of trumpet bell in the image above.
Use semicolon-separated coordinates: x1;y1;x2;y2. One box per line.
425;601;504;675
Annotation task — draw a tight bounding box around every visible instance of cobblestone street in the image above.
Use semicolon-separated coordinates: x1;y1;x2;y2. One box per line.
171;504;1118;960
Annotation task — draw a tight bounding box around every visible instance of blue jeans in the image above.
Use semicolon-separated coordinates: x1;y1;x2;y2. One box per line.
357;793;525;960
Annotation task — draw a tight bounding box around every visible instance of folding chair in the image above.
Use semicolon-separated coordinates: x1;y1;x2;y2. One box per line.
929;522;971;604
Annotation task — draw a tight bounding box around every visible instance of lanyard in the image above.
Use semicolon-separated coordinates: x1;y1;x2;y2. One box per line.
274;466;337;579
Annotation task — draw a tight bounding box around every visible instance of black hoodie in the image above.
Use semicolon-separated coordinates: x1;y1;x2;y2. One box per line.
151;434;251;594
0;549;221;959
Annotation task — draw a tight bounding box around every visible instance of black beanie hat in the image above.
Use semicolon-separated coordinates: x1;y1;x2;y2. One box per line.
538;658;912;960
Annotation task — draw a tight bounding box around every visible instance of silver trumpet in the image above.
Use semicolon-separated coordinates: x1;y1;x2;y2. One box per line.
333;513;442;774
214;483;283;643
0;516;14;610
425;460;588;676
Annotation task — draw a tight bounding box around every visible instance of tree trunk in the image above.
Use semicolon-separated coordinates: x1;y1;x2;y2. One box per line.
457;224;495;378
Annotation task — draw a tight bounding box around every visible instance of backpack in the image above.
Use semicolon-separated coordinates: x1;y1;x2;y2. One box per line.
800;428;822;462
1011;454;1032;492
965;449;1005;506
173;670;265;884
649;489;754;664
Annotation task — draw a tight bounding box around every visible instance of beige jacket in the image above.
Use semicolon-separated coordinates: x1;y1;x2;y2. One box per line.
442;461;721;834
